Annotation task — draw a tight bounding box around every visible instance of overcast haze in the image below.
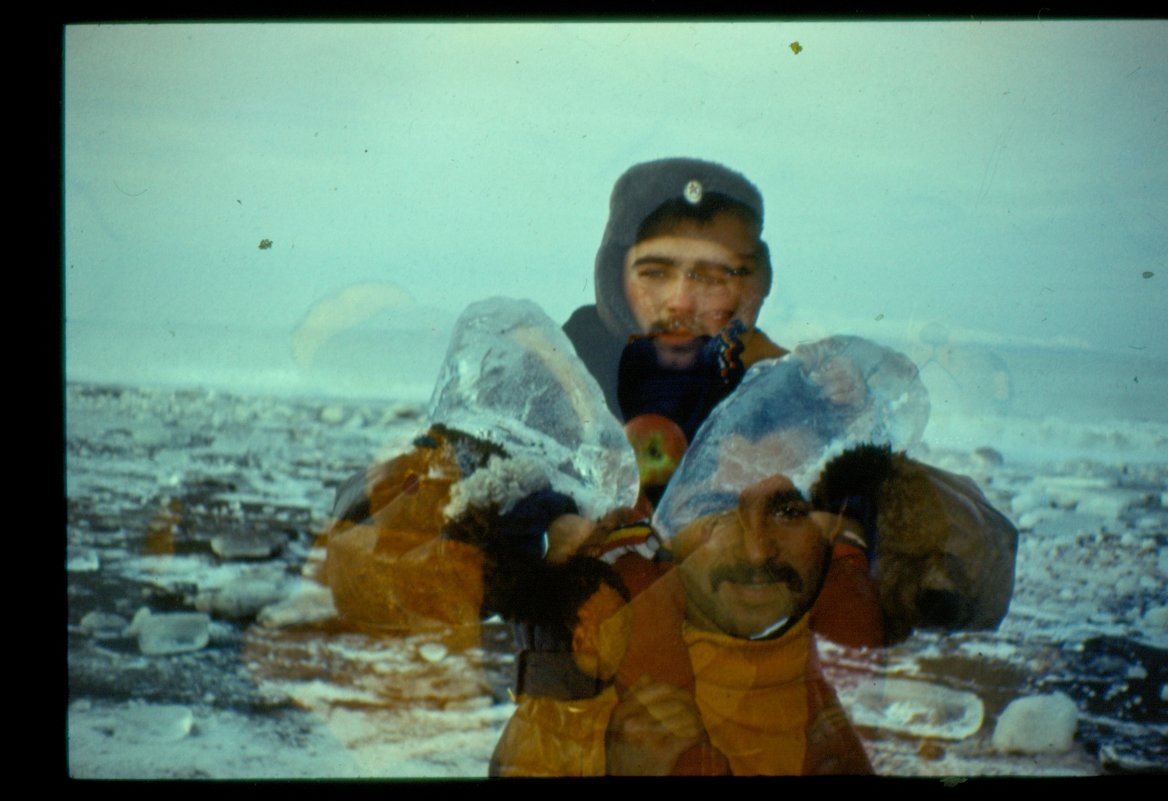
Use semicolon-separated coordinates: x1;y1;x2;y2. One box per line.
64;21;1168;403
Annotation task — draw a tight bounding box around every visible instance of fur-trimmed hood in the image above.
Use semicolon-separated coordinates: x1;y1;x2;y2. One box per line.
812;443;1019;644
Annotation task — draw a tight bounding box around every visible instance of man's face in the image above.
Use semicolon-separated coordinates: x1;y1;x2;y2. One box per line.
622;213;768;366
671;475;832;639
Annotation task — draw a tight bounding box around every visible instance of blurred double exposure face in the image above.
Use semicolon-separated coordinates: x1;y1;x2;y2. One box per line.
622;213;768;369
671;475;832;639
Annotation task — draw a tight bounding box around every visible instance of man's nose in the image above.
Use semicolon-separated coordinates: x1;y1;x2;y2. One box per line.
664;275;697;314
734;513;777;565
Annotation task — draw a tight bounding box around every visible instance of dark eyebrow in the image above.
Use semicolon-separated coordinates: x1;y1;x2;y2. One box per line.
631;251;758;273
630;255;678;268
693;259;754;272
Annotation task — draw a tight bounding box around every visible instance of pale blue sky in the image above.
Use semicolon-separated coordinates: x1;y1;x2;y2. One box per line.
64;21;1168;397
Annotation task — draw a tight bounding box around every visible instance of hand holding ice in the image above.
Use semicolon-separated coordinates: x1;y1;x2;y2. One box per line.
427;297;639;520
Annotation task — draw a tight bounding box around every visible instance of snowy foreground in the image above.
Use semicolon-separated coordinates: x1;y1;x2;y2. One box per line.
66;383;1167;779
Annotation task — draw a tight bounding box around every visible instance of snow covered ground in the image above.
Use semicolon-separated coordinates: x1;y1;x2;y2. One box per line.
66;378;1168;779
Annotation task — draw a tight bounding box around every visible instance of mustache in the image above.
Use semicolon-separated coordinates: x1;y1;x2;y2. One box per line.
710;561;804;593
647;318;702;336
647;311;741;337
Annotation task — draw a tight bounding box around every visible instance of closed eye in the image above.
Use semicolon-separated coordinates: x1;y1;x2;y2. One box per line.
766;491;810;520
690;262;752;283
775;503;810;519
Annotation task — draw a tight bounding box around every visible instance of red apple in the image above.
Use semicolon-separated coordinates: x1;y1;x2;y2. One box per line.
624;414;689;489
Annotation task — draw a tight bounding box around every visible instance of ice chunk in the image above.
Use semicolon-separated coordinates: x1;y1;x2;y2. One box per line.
67;546;100;573
418;642;448;662
124;606;151;636
78;611;129;638
75;703;195;744
211;531;286;559
992;693;1078;754
1016;508;1067;531
1073;491;1136;520
793;335;930;450
427;297;638;519
195;572;289;619
1142;606;1168;631
654;336;928;539
256;580;338;628
1009;488;1049;516
136;611;211;655
320;405;347;424
845;677;984;740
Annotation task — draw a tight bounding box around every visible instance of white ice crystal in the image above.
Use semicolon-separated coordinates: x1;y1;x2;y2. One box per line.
992;693;1079;754
135;612;212;655
844;677;984;740
427;297;639;519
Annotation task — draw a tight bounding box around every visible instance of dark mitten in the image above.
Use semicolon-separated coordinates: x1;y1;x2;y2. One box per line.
506;556;632;699
443;488;578;560
443;490;631;699
810;443;896;559
490;554;630;631
443;490;598;621
498;489;579;559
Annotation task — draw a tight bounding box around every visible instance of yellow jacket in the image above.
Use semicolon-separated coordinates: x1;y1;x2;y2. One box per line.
492;558;872;776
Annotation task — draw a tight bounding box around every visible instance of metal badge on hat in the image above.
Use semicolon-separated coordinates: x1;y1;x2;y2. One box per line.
683;179;703;204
